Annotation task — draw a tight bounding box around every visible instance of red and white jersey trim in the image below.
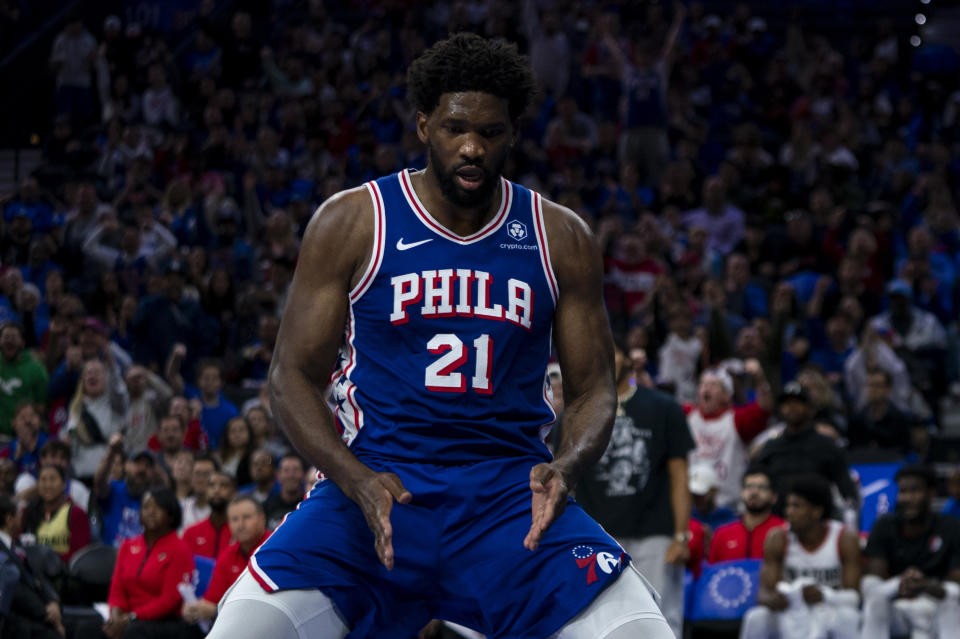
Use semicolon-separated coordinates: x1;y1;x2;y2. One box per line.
349;181;386;302
531;192;559;304
248;554;279;592
399;168;511;244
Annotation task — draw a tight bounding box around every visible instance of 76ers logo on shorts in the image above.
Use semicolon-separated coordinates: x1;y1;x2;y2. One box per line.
571;544;623;585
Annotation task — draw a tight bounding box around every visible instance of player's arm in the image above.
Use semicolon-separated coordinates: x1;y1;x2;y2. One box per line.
809;529;861;607
756;528;789;610
523;200;616;551
268;187;410;570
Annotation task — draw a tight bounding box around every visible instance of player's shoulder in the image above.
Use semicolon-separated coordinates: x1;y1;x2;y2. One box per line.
304;184;374;238
536;194;595;247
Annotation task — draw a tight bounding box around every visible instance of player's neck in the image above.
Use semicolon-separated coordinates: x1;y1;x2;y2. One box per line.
412;168;502;236
797;521;827;550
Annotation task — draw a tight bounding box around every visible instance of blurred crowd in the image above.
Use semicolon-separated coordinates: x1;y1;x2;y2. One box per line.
1;0;960;637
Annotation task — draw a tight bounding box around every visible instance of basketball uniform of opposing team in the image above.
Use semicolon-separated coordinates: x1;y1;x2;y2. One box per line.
783;520;844;588
250;170;628;638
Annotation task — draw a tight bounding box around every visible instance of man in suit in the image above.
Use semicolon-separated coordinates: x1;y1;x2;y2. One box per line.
0;494;63;638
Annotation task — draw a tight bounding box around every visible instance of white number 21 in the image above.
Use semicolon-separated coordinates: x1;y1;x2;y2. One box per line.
425;333;492;394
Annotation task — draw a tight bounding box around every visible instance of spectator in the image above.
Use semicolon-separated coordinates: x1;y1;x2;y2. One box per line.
181;470;234;559
709;468;785;563
0;457;15;499
94;434;151;547
689;463;738;531
141;64;178;127
153;414;187;480
724;253;768;321
683;177;746;256
0;402;48;476
78;488;201;639
216;416;255;486
0;322;48;437
844;325;913;413
848;369;919;454
861;465;960;638
752;382;858;514
180;455;217;531
184;360;238;450
685;361;772;509
741;475;861;639
244;405;288;459
123;364;174;455
264;454;304;530
576;337;694;638
0;494;64;639
238;448;278;504
20;463;90;562
170;449;194;506
64;358;129;480
181;495;270;626
657;304;704;403
49;15;97;124
13;439;91;513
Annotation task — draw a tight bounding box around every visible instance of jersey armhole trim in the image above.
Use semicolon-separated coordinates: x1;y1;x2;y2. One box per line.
349;181;386;303
532;192;559;304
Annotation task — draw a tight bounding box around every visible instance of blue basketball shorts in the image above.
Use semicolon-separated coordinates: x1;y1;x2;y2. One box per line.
249;455;630;638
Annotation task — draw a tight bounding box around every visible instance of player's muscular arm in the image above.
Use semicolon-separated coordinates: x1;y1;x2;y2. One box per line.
756;529;789;610
524;200;616;551
268;187;410;570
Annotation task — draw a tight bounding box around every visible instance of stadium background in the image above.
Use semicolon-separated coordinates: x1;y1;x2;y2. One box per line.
1;0;960;638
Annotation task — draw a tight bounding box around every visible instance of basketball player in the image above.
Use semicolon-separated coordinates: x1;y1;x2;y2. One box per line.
207;34;673;639
740;476;861;639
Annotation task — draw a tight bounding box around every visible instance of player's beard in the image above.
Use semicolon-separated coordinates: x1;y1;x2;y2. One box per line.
428;142;503;209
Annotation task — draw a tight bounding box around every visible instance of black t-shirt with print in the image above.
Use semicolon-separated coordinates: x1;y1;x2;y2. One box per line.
864;512;960;579
576;386;695;539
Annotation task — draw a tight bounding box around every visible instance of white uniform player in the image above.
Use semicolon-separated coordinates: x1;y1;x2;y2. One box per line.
741;478;861;639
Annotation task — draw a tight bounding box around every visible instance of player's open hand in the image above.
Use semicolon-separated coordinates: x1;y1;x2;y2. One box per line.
352;472;412;570
524;463;569;551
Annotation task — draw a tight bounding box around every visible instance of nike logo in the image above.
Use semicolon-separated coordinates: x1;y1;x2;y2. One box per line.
396;238;433;251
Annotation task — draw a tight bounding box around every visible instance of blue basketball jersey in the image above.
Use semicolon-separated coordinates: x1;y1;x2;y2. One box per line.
331;169;558;464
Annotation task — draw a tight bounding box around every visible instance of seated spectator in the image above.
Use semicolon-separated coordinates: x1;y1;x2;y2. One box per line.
0;321;48;438
77;488;202;639
238;448;279;504
0;494;64;639
0;402;48;476
181;470;234;559
752;382;857;514
685;362;771;509
861;465;960;638
20;463;90;562
848;370;919;454
689;464;737;531
216;416;255;486
181;495;271;626
709;468;785;563
147;395;208;453
180;455;217;531
265;454;305;530
13;439;91;513
94;433;152;547
64;358;129;481
741;476;861;639
184;360;238;450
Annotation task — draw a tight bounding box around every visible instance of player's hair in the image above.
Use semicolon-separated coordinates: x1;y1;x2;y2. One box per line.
229;493;265;515
895;464;937;489
407;33;536;121
787;475;833;520
144;487;183;530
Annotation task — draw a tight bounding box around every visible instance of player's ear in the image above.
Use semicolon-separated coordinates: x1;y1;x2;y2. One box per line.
416;111;429;144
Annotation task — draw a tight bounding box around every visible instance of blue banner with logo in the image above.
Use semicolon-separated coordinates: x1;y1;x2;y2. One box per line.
852;462;902;533
688;559;762;621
